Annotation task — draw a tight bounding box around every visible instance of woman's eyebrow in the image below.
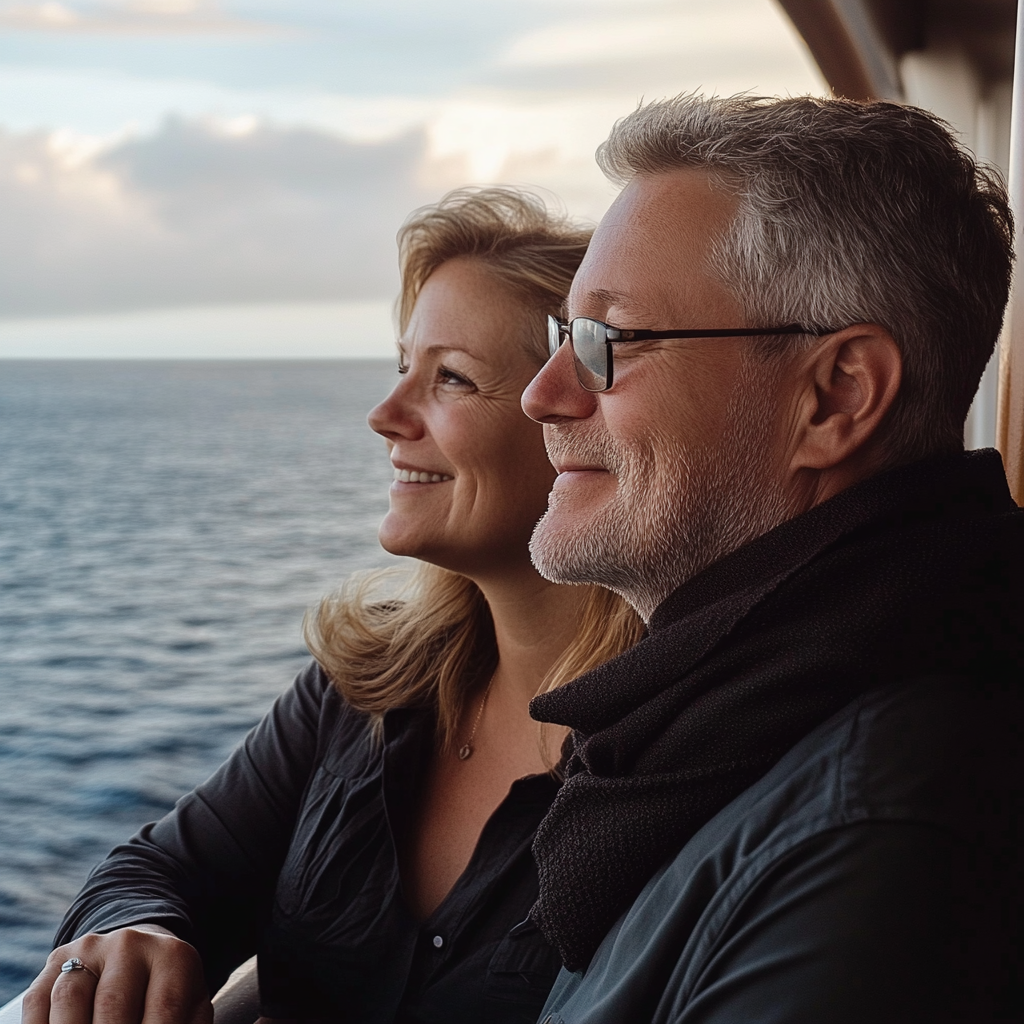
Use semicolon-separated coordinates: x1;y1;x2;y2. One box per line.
397;342;480;361
422;344;487;363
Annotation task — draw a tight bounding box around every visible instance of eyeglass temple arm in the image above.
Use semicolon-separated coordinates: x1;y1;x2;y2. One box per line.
605;324;829;341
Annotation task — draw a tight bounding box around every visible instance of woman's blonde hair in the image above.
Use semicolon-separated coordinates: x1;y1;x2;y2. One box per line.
396;186;590;351
305;187;643;754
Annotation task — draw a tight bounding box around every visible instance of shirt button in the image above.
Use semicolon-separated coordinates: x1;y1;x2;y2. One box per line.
432;935;444;949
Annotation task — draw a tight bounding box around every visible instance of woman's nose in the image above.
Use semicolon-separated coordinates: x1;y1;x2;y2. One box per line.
367;378;424;441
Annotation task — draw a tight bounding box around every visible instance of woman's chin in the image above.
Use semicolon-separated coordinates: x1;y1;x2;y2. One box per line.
377;532;412;559
377;518;430;561
378;528;471;577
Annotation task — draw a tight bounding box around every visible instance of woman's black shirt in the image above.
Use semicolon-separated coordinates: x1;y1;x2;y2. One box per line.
55;661;563;1023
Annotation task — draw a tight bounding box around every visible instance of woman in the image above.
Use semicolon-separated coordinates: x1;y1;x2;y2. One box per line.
24;188;642;1024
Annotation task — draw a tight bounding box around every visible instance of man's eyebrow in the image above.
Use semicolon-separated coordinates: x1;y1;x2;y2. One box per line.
572;288;642;315
589;288;633;308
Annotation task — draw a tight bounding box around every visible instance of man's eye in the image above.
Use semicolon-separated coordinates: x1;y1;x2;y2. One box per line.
397;362;409;375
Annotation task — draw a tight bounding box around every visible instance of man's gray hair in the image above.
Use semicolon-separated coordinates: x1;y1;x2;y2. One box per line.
598;94;1014;463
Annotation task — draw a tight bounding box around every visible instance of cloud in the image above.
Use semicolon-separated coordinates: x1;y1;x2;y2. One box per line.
0;0;277;34
0;118;437;316
0;0;828;320
0;66;440;141
503;3;781;67
487;0;823;96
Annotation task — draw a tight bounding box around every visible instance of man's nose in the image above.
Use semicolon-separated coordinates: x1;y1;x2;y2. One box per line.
522;342;599;424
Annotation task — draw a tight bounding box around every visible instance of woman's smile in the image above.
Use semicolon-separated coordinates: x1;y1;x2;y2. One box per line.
392;465;454;485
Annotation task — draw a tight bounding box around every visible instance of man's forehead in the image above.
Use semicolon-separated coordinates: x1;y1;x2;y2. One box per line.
569;284;653;321
568;202;669;318
600;170;734;237
569;170;741;322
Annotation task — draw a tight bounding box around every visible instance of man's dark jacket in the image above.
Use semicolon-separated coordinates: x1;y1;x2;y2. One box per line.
529;450;1024;1023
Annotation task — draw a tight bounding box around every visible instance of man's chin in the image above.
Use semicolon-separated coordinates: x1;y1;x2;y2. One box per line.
529;507;621;589
530;512;585;583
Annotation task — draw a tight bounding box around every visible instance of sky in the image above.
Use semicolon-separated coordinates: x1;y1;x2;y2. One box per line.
0;0;826;357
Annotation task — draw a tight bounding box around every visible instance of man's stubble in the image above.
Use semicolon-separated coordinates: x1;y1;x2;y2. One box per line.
529;360;798;621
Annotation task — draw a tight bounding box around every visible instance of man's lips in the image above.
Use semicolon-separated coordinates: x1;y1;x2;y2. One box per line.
552;465;612;487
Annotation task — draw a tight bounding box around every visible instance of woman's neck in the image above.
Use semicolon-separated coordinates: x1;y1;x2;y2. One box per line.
473;563;586;706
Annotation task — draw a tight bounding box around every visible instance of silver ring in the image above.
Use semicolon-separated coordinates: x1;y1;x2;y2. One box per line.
60;957;99;980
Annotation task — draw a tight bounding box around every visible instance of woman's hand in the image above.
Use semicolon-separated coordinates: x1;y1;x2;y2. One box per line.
21;925;212;1024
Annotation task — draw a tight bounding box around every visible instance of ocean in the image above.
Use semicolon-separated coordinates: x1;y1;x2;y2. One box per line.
0;360;401;1003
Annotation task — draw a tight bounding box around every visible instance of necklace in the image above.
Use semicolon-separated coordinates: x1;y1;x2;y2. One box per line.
458;674;495;760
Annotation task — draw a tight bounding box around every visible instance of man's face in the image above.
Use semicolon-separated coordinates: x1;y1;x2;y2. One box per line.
522;169;796;619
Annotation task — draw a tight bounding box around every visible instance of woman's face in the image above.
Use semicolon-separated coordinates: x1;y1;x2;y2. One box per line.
367;257;557;580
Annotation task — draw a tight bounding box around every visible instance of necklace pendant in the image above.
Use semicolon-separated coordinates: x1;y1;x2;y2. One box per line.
458;744;473;760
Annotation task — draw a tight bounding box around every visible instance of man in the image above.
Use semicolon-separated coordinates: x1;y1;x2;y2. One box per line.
522;94;1024;1023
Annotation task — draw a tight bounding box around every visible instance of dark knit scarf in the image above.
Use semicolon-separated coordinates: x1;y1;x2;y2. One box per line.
529;449;1024;972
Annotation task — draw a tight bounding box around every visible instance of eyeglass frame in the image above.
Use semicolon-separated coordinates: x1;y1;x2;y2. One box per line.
547;315;835;392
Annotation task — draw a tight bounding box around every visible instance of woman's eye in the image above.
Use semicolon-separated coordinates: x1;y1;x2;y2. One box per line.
438;366;472;387
397;362;409;375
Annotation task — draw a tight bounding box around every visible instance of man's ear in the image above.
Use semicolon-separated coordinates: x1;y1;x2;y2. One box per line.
789;324;902;473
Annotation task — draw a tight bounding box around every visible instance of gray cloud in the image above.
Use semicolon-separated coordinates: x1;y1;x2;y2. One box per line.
0;118;436;316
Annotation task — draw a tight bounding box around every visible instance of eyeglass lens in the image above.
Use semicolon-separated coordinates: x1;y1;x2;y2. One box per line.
571;318;609;391
546;316;562;359
547;316;610;391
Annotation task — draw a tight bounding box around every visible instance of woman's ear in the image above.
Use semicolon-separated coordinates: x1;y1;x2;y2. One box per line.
789;324;902;473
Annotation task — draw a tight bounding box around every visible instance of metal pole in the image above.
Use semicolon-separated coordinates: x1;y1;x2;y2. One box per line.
997;0;1024;504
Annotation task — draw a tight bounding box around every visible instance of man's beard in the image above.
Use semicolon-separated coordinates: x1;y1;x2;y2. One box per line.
529;369;798;621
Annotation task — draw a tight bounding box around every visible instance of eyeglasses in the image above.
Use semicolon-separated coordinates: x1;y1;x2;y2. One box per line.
547;315;832;392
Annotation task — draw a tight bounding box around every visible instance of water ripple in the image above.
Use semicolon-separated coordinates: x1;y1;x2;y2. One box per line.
0;360;401;1002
